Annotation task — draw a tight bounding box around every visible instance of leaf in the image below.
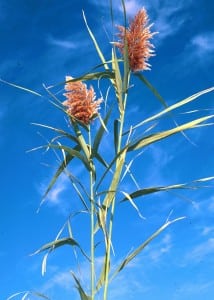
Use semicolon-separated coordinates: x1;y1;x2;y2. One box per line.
71;272;92;300
31;123;79;144
48;143;95;175
37;145;81;211
55;71;115;88
95;254;110;292
114;119;119;154
31;237;89;261
82;10;109;70
93;107;112;154
125;86;214;134
135;73;168;109
120;176;214;202
128;114;214;151
111;216;185;280
72;120;90;160
120;191;145;219
0;78;42;97
6;291;50;300
111;48;124;113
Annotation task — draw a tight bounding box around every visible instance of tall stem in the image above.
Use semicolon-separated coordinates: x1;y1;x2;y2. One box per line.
103;73;130;300
89;127;95;299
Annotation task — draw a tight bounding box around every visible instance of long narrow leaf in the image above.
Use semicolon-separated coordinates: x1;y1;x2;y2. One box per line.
128;114;214;151
55;70;115;88
82;11;108;70
111;216;185;280
31;122;78;144
31;237;89;261
0;78;42;97
125;86;214;134
93;107;112;154
71;272;92;300
121;176;214;202
37;145;81;210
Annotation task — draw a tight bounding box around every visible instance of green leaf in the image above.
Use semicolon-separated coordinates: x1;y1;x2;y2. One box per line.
32;237;89;261
95;254;110;292
72;120;90;160
37;145;81;211
120;176;214;202
71;272;92;300
93;107;112;154
128;114;214;151
114;119;119;154
135;73;168;109
32;237;79;254
6;291;50;300
111;49;124;113
55;71;115;88
0;78;42;97
111;216;185;280
82;11;109;70
125;86;214;134
31;122;79;144
48;143;95;175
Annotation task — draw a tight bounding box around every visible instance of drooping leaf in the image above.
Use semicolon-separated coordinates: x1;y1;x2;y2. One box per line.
31;237;89;261
37;145;81;211
47;143;95;175
31;123;79;144
55;71;115;88
120;176;214;202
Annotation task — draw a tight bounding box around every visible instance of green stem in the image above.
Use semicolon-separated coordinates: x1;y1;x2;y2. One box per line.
103;73;130;300
89;127;95;300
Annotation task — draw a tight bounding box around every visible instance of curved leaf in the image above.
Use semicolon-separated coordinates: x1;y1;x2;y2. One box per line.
32;237;89;261
110;217;185;280
128;114;214;151
124;86;214;134
71;272;92;300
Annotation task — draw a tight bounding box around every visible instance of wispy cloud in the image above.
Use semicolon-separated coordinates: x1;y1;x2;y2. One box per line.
184;238;214;264
191;32;214;57
173;279;214;299
143;233;173;263
47;35;79;50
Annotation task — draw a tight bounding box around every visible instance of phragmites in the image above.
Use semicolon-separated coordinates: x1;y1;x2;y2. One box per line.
115;8;156;72
63;76;102;125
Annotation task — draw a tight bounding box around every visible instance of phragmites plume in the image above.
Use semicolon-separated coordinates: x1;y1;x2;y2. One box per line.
63;76;102;125
115;8;157;72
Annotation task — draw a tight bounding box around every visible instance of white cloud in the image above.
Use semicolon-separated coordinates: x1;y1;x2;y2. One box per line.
142;0;193;41
42;270;74;292
47;35;79;50
184;238;214;263
42;173;69;205
201;226;214;236
191;32;214;56
173;279;214;299
144;233;172;262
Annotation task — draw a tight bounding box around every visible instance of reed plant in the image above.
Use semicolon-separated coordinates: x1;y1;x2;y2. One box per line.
5;1;214;300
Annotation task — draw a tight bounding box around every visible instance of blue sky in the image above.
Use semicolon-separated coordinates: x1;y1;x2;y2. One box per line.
1;0;214;299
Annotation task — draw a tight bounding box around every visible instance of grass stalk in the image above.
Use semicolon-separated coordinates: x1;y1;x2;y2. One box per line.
89;127;95;299
103;74;130;300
